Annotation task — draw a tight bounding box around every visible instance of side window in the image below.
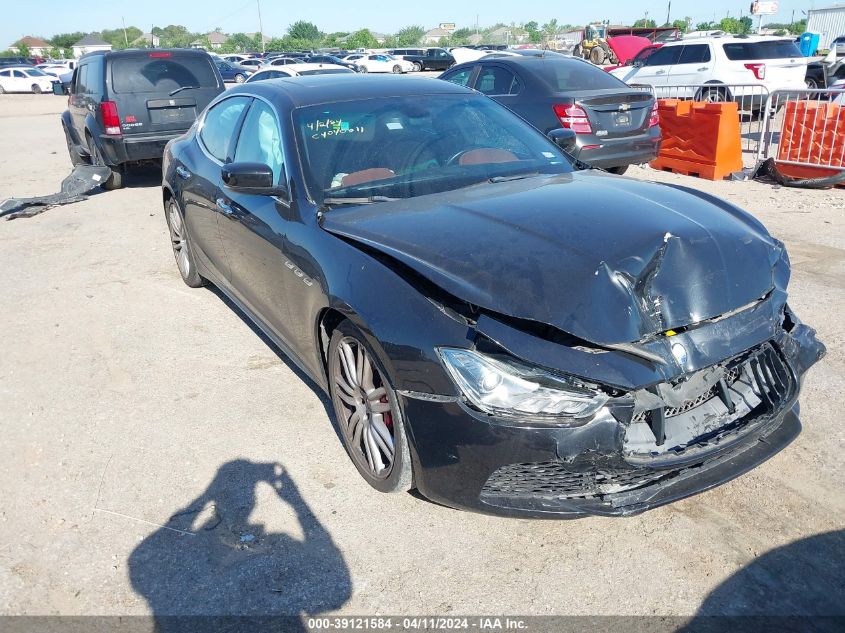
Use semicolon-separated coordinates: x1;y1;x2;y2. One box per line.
0;70;9;78
443;67;474;87
678;45;711;65
645;46;682;67
234;100;285;185
13;70;26;78
76;64;89;93
199;97;250;162
476;66;520;95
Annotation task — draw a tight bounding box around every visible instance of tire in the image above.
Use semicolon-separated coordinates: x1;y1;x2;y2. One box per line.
412;62;422;72
805;77;820;90
0;85;5;94
392;64;402;74
31;84;42;94
590;46;606;64
164;195;206;288
64;126;83;167
327;320;413;494
359;65;368;73
87;133;124;190
696;86;729;103
234;73;246;83
606;166;629;175
573;44;583;59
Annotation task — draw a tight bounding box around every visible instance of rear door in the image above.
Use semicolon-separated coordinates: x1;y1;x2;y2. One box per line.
667;44;713;97
473;64;523;111
108;52;223;138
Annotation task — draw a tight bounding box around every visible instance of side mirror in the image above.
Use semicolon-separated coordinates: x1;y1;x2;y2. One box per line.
52;82;67;95
221;162;288;197
547;128;578;153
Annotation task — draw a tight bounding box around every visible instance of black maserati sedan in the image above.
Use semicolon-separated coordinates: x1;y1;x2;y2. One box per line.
161;75;824;518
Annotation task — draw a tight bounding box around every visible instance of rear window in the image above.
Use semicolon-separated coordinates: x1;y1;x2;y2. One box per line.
111;55;218;94
722;40;801;61
540;59;628;91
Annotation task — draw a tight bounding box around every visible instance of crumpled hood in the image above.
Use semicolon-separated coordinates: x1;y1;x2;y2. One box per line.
321;171;788;346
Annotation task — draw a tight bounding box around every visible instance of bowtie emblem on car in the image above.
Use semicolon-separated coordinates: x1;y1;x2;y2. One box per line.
618;103;630;112
671;342;689;365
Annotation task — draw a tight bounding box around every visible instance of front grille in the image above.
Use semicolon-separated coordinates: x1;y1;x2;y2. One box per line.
632;365;743;424
482;462;672;501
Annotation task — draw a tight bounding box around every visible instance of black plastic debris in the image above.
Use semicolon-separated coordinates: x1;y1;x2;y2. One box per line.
754;157;845;190
0;165;111;220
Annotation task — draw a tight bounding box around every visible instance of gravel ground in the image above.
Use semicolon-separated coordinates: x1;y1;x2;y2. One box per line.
0;94;843;624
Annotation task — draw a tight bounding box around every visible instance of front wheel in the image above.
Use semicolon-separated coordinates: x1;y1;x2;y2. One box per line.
327;321;413;493
358;65;368;73
392;65;402;74
412;61;422;72
234;73;246;83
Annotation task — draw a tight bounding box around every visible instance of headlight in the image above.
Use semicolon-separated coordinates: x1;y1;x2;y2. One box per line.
437;348;608;423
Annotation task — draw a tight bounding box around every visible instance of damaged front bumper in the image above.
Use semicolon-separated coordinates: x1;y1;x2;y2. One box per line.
401;320;825;519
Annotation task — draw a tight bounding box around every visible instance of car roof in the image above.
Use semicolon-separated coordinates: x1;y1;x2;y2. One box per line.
226;73;473;108
1;65;39;72
663;35;795;46
79;48;213;60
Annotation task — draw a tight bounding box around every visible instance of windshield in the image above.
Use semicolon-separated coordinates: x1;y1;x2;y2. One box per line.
294;94;573;205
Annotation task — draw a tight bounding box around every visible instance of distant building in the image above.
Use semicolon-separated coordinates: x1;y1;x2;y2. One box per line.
423;28;452;44
191;31;229;50
807;4;845;49
246;32;271;48
488;26;528;45
133;32;161;48
467;33;483;45
72;34;112;58
9;36;51;56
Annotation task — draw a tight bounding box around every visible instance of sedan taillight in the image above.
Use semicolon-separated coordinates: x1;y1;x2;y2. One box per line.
744;63;766;80
649;101;660;127
553;104;592;134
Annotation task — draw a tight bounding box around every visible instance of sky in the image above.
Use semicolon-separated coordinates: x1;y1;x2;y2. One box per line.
5;0;820;46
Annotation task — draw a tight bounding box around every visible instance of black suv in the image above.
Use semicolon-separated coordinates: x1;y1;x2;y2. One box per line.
388;48;454;71
60;49;224;189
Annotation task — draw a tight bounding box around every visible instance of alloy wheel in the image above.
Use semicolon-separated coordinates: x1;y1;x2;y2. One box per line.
168;199;191;278
332;337;396;479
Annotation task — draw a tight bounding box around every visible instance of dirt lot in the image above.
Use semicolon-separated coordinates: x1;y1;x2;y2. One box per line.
1;94;843;624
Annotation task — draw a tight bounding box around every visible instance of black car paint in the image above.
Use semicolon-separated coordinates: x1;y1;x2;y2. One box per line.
163;75;824;517
440;57;661;170
390;48;455;71
61;49;224;169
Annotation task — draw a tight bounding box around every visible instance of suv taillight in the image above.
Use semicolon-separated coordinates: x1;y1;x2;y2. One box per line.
649;101;659;127
744;63;766;80
553;104;592;134
99;101;121;136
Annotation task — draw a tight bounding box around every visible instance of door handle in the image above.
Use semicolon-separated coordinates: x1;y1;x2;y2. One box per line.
697;67;709;71
175;166;191;180
215;198;233;215
655;70;666;75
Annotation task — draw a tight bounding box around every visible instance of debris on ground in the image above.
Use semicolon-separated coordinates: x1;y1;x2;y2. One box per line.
0;165;111;220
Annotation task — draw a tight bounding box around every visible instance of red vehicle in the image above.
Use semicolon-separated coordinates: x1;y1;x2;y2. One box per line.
604;43;663;72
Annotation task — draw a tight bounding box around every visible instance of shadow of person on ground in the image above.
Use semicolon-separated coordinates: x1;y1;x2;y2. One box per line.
682;529;845;632
128;459;351;632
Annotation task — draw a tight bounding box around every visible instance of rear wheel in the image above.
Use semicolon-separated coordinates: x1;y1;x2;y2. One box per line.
805;77;820;90
573;44;583;58
590;46;606;64
87;133;123;190
31;84;42;94
392;65;402;74
0;85;5;94
165;196;206;288
234;73;246;83
64;126;83;166
696;86;729;103
327;321;413;493
358;65;368;73
412;61;422;72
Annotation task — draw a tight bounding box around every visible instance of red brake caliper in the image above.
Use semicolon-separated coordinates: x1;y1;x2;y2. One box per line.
380;396;393;430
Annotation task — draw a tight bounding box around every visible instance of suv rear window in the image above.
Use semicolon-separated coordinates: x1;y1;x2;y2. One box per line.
111;55;218;94
722;40;801;60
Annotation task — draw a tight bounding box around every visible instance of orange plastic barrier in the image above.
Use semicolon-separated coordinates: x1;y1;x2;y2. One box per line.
649;99;743;181
776;100;845;183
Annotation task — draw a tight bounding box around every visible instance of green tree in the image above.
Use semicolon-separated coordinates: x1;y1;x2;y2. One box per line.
633;19;657;28
223;32;255;52
719;17;741;34
790;19;807;35
288;20;320;42
524;21;542;43
450;28;473;45
396;25;424;46
345;29;378;49
50;32;86;49
541;18;560;41
101;26;143;49
15;42;31;57
671;18;690;33
739;16;753;34
696;21;715;31
153;24;196;48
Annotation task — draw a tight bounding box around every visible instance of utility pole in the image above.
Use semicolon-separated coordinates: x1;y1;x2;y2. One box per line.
666;2;671;26
257;0;265;53
122;17;128;47
476;14;479;36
